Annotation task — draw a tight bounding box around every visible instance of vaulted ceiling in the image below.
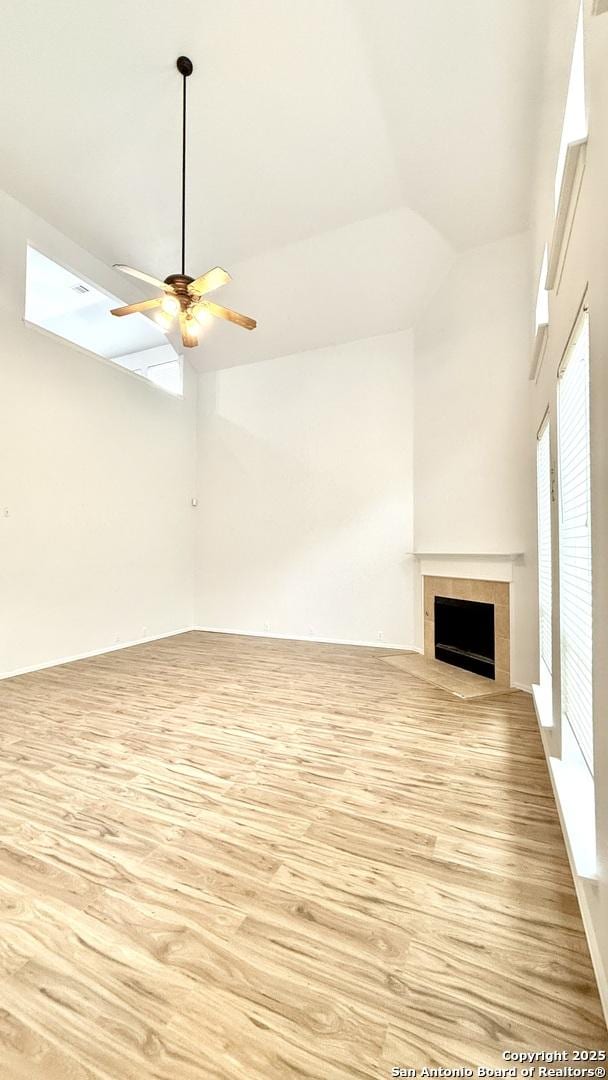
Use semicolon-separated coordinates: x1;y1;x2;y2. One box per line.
0;0;550;370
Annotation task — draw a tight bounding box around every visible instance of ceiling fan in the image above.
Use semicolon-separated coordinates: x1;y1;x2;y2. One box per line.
111;56;256;348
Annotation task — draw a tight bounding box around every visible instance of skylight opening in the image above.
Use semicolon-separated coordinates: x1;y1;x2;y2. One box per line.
554;2;586;210
24;246;183;396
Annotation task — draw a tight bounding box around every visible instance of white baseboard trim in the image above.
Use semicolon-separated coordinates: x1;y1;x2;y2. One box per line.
1;625;532;691
193;625;416;651
0;626;196;681
511;681;532;694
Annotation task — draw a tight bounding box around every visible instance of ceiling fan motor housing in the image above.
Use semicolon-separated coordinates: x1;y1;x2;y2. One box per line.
165;273;194;309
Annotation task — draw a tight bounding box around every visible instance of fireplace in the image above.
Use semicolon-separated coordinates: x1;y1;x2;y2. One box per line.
423;575;510;687
434;596;495;679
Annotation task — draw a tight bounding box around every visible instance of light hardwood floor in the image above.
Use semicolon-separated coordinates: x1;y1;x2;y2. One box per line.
0;631;606;1077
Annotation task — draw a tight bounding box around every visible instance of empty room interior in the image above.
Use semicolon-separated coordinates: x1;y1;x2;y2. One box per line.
1;0;608;1074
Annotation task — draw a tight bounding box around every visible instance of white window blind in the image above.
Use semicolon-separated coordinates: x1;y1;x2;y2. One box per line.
558;314;593;772
537;419;552;674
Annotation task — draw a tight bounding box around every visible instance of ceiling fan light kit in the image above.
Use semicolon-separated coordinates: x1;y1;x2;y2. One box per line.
110;56;256;347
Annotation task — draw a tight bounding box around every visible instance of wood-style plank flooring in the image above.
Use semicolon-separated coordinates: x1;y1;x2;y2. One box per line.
0;631;606;1076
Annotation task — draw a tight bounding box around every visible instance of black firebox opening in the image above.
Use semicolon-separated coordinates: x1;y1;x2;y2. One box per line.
434;596;495;680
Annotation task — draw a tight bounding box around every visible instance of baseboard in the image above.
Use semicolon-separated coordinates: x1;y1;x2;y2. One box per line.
1;626;532;687
0;626;196;681
193;625;417;651
1;627;419;681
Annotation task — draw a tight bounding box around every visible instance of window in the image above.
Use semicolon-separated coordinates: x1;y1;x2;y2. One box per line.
117;343;183;396
554;2;586;209
147;359;182;396
24;246;183;395
537;416;552;689
558;313;592;772
535;247;549;329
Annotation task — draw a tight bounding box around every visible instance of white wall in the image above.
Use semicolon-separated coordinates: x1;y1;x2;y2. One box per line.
195;331;415;648
0;189;197;676
529;0;608;1020
413;231;537;689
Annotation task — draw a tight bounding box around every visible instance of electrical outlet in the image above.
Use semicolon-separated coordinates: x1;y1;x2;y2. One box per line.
377;631;384;641
263;622;270;631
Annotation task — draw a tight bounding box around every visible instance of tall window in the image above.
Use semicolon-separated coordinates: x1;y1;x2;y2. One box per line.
25;246;183;396
554;2;586;208
537;417;552;688
558;313;593;772
535;247;549;330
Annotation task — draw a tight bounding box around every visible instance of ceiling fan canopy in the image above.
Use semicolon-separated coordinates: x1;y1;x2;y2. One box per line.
110;56;256;348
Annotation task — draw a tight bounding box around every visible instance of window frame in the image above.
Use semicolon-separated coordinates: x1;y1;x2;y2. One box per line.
23;243;184;398
553;1;587;211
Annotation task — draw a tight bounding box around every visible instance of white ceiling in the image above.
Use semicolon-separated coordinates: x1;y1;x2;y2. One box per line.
193;207;452;371
0;0;549;371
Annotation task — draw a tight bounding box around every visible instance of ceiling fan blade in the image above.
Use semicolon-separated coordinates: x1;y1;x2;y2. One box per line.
179;313;199;348
110;297;163;317
202;300;257;330
189;266;232;296
113;264;174;292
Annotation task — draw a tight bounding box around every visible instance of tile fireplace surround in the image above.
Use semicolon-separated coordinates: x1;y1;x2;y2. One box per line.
423;575;510;687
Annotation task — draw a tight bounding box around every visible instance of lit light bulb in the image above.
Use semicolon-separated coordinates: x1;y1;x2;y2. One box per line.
184;317;199;344
160;294;180;316
193;304;210;326
156;310;174;332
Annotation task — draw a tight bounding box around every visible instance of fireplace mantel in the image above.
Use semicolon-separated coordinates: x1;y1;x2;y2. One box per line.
414;551;523;583
413;551;524;559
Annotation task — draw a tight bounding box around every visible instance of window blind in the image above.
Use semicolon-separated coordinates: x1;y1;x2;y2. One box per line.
537;419;552;673
558;315;593;772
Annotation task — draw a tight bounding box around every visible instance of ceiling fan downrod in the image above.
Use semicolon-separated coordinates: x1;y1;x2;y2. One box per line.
176;55;194;278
